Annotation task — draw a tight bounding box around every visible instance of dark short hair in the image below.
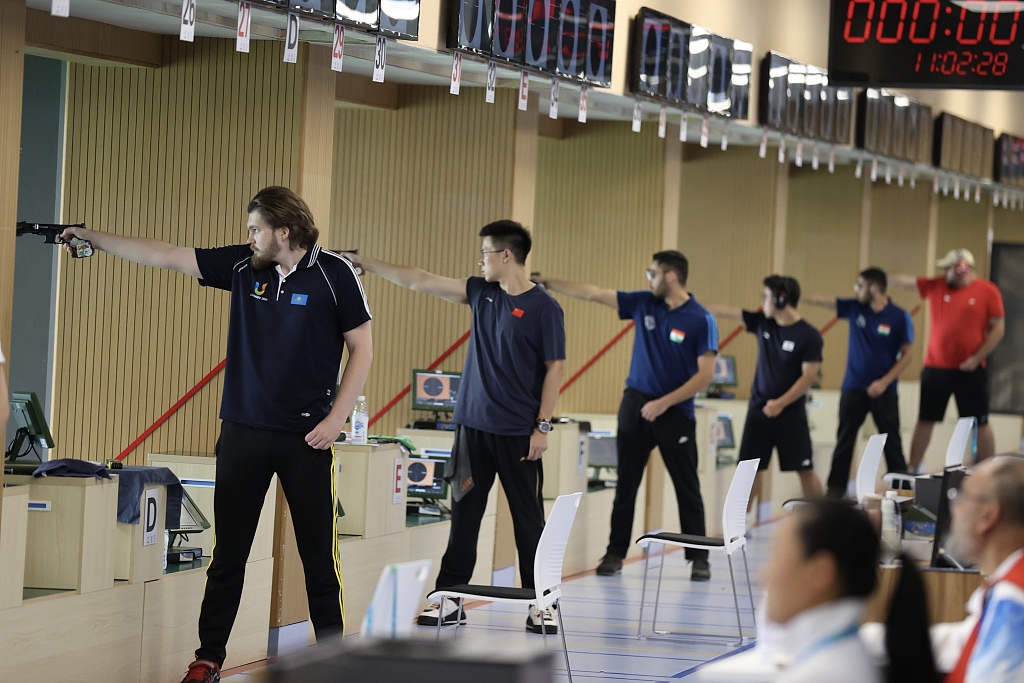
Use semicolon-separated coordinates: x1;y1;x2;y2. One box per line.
479;220;532;265
860;267;888;293
247;186;318;250
794;500;879;598
653;250;689;286
763;274;802;307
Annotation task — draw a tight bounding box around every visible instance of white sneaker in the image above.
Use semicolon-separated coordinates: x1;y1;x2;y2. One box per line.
416;599;466;626
526;604;558;634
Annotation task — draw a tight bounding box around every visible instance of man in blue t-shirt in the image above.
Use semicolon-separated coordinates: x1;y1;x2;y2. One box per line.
347;221;567;635
538;251;718;581
805;268;914;498
709;275;824;509
63;187;373;683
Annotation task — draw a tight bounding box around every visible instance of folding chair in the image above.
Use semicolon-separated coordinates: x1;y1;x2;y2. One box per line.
635;459;759;643
427;492;582;683
855;433;887;504
945;417;977;469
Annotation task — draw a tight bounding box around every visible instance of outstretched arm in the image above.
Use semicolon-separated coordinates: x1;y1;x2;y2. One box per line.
60;226;200;278
534;276;617;309
704;303;744;321
802;293;838;311
346;252;468;305
888;274;920;290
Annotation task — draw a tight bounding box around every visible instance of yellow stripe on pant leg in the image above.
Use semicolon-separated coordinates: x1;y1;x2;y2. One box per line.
330;444;345;628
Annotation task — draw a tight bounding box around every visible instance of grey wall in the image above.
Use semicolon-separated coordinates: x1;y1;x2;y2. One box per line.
8;55;64;456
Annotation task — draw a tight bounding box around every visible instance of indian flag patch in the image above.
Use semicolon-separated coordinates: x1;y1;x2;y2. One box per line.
669;328;686;343
877;323;891;336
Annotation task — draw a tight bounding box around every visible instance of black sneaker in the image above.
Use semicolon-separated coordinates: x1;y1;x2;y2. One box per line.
596;553;623;575
691;558;711;581
416;599;466;626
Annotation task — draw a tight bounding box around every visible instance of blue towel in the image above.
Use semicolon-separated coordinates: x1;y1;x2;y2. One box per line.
32;458;111;480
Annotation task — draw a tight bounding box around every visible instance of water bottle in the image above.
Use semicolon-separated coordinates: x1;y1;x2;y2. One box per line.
351;395;369;445
880;490;902;565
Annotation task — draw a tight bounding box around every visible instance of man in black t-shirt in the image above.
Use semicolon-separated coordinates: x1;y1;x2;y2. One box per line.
63;187;373;683
346;221;567;636
708;275;824;511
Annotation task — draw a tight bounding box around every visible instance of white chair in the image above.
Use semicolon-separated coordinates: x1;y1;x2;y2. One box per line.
427;492;582;682
945;417;977;469
360;559;432;639
855;433;887;504
635;459;759;643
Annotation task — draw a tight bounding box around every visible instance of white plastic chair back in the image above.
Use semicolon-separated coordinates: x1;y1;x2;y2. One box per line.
532;492;582;609
721;459;759;553
360;559;432;639
856;434;887;504
945;417;977;469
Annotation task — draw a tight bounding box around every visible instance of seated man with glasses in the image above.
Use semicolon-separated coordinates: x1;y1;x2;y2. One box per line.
803;268;914;498
863;454;1024;683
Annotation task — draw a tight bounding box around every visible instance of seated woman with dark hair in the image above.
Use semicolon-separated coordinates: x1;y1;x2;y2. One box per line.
698;499;937;683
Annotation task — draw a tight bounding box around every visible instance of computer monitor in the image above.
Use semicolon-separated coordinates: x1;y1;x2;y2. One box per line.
406;456;449;500
168;488;211;535
930;466;971;570
713;414;735;450
411;369;461;413
6;391;54;461
712;355;738;387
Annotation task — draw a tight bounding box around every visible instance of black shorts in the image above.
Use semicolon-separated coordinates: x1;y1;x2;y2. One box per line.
919;366;989;425
738;402;814;472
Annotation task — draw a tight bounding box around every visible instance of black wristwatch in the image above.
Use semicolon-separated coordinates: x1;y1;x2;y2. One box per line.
535;419;552;434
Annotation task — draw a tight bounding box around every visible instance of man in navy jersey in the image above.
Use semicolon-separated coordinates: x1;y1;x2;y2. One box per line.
346;221;566;635
62;187;373;683
709;275;824;510
804;268;914;498
537;251;718;580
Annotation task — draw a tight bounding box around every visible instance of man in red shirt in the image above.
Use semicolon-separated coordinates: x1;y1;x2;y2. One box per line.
893;249;1005;471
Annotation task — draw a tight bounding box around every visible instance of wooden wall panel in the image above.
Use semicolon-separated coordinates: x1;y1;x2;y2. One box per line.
532;122;664;415
867;183;934;382
676;145;782;401
785;165;863;390
330;87;517;436
56;39;301;464
0;0;27;527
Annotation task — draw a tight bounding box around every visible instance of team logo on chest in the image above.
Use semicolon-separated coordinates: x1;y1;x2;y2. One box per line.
877;323;891;336
644;315;656;331
782;340;795;352
669;328;685;344
856;314;866;328
250;281;269;301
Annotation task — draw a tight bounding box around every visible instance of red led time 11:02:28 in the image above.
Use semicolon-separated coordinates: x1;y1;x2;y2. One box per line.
841;0;1019;47
916;50;1009;75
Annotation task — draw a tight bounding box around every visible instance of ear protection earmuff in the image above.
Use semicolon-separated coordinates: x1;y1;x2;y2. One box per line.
954;249;970;275
773;289;788;309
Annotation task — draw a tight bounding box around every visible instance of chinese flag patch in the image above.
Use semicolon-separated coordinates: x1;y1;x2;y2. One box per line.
512;308;525;318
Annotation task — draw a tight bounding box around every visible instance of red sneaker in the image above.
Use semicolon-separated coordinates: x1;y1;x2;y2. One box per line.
179;659;221;683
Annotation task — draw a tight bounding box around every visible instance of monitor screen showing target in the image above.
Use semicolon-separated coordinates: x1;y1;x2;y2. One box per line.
411;369;462;413
406;457;448;499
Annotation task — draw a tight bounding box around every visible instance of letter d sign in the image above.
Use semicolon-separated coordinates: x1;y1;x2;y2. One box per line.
144;490;159;546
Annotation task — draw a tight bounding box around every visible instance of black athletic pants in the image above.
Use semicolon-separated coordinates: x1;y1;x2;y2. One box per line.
196;421;344;666
435;425;546;590
826;389;907;495
607;389;708;561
